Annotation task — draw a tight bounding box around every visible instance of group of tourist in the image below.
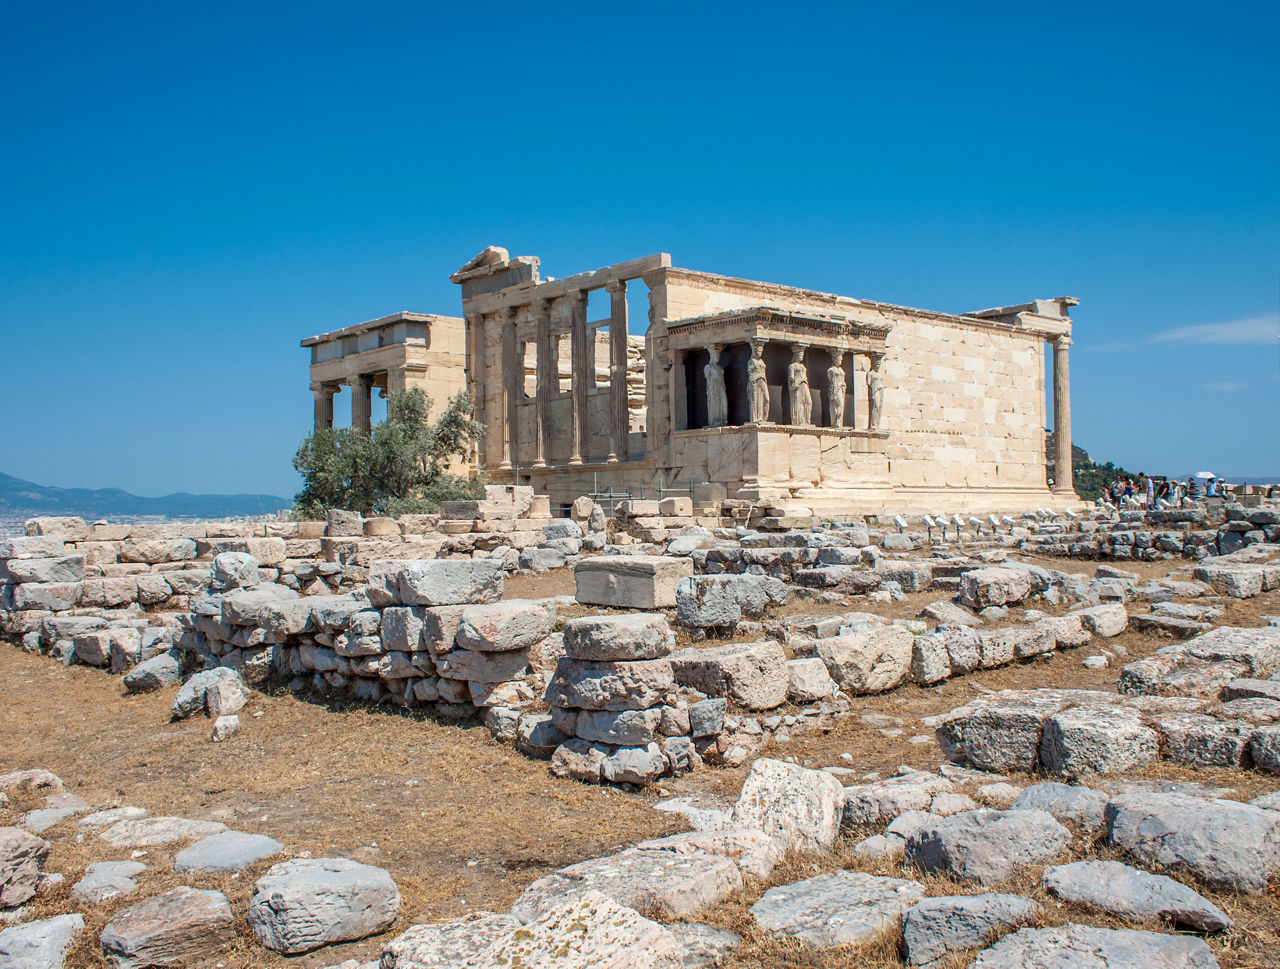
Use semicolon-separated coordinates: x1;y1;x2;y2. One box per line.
1099;474;1230;509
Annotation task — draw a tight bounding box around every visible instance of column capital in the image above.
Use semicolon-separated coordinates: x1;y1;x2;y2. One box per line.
499;305;518;322
1053;335;1073;348
605;278;628;294
566;289;589;308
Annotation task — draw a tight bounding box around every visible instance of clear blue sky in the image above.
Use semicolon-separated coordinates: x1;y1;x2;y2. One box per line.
3;1;1278;498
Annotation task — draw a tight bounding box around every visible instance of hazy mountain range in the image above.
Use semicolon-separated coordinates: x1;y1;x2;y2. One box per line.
0;471;293;519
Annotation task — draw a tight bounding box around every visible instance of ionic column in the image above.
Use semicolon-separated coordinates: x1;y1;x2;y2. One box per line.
607;279;628;461
500;308;517;471
312;383;334;432
533;297;552;468
568;290;588;465
349;375;372;435
1052;336;1074;494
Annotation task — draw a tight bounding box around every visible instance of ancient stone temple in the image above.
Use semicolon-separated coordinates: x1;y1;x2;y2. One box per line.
302;311;466;434
445;246;1077;514
302;247;1078;514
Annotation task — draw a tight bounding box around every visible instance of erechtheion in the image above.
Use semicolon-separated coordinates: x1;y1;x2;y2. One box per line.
305;246;1079;514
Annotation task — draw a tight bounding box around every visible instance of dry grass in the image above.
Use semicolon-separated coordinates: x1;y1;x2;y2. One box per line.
0;647;682;967
4;553;1279;966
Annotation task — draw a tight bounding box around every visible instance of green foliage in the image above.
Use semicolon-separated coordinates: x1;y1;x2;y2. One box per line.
292;388;486;518
1046;437;1142;501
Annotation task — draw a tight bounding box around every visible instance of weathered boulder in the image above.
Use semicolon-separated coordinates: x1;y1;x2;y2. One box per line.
379;912;522;969
786;657;836;702
601;743;667;785
516;714;568;759
1157;713;1253;768
967;923;1218;968
489;892;684;968
669;641;788;710
0;826;51;907
546;658;674;711
205;678;248;718
122;651;182;693
210;551;259;590
634;827;781;880
72;861;147;904
1250;724;1280;773
0;913;84;969
248;858;400;953
1040;706;1159;777
901;893;1038;967
1105;792;1280;892
1071;603;1128;637
904;809;1071;885
1011;782;1109;829
750;871;924;948
172;668;241;719
99;887;235;969
574;708;662;746
816;626;913;694
174;830;283;873
395;559;504;606
98;816;228;848
562;613;675;662
575;555;693;609
842;771;954;826
456;600;554;652
510;849;741;922
1041;860;1231;933
957;567;1033;609
731;759;843;853
674;574;792;628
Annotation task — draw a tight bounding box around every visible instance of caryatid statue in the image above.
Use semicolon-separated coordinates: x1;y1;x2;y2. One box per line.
827;352;847;428
747;340;769;423
787;345;812;426
867;355;885;430
705;344;728;428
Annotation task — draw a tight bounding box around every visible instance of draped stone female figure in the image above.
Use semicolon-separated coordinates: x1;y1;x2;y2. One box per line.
827;353;847;428
787;346;811;426
705;345;728;428
748;341;769;423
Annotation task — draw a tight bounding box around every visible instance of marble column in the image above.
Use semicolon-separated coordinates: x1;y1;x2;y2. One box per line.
1052;336;1074;494
706;344;728;428
607;279;628;461
312;384;334;432
827;351;847;428
568;290;588;465
748;339;769;423
349;375;372;435
500;308;517;471
533;298;552;468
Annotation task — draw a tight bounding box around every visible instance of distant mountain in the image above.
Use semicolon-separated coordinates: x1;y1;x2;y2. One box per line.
0;471;292;519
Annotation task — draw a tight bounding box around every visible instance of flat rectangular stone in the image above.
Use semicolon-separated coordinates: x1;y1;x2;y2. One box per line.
575;555;694;609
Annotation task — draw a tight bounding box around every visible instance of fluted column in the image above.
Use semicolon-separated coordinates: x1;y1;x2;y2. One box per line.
568;290;588;465
312;383;334;432
349;375;372;435
1052;336;1074;494
499;307;517;471
607;279;628;462
532;297;552;468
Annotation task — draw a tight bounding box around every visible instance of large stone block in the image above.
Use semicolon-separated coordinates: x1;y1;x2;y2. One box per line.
731;759;844;853
669;640;788;710
816;626;913;694
905;809;1071;885
574;555;693;609
2;555;84;584
674;573;792;628
396;559;504;606
1040;706;1159;777
99;886;235;969
546;658;675;711
0;826;51;907
248;858;400;953
968;924;1218;969
562;613;675;661
751;871;925;948
1106;792;1280;892
956;567;1033;609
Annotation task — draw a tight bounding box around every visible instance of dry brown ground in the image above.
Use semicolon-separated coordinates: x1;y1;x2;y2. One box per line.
3;554;1279;967
0;648;682;967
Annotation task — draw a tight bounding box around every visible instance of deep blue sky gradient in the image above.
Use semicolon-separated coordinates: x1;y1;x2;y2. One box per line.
3;1;1278;497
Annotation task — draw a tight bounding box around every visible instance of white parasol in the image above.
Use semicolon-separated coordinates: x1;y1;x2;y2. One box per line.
1194;471;1217;479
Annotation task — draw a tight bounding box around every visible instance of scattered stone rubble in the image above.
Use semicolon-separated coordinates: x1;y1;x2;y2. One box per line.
3;493;1280;966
